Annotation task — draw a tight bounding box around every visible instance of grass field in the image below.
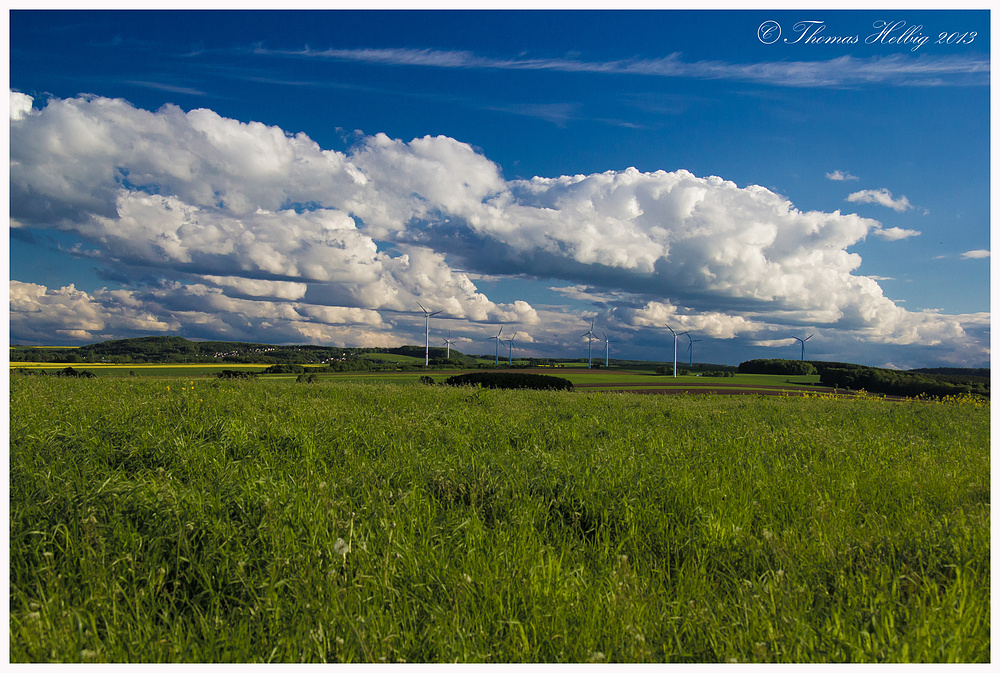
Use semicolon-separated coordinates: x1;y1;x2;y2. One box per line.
9;376;989;663
10;362;275;377
9;363;858;402
11;361;823;394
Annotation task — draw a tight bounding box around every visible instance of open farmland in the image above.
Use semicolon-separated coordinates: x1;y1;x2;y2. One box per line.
12;362;835;396
10;363;273;378
9;376;989;662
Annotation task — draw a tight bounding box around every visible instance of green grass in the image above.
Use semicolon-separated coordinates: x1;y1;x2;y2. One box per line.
9;377;989;662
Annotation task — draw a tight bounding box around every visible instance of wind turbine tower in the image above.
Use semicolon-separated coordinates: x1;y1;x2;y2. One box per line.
489;326;503;364
582;321;598;369
505;332;517;365
603;333;613;368
443;333;456;359
793;334;814;361
665;325;688;377
685;333;702;367
417;302;443;367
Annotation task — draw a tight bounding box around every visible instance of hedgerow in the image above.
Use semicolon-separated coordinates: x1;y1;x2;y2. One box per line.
444;371;574;391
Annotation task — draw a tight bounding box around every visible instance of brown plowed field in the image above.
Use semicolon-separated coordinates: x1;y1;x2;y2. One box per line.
573;381;826;389
579;384;904;400
598;387;838;397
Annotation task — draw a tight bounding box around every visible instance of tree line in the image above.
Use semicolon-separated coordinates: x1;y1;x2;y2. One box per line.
738;358;989;399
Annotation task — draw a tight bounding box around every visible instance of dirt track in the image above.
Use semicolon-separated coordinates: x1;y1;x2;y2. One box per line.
585;385;902;400
599;387;833;397
573;381;840;395
573;381;829;390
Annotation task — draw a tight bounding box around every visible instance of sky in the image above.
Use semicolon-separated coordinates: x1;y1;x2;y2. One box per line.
7;8;992;368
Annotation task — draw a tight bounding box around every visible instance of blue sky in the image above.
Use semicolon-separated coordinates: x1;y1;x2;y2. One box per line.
8;8;991;367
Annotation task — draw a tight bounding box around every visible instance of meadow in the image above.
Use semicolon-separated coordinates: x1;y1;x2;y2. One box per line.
9;375;990;662
10;360;819;391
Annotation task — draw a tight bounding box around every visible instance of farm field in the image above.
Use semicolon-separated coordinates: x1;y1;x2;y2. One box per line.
12;361;830;396
9;376;989;662
10;362;274;378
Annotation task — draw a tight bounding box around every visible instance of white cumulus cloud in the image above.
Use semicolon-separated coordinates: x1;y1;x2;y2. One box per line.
847;188;913;212
7;91;986;364
10;91;35;120
872;226;920;241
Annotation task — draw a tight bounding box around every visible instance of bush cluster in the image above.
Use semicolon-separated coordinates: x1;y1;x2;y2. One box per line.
263;364;306;374
444;372;573;391
655;366;689;376
55;367;96;378
216;370;259;380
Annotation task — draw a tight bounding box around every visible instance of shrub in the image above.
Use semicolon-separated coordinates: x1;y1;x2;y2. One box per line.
55;367;95;378
418;376;435;385
444;372;573;391
264;364;306;375
216;370;259;380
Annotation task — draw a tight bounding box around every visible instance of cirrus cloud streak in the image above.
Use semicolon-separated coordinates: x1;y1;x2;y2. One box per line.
260;46;989;88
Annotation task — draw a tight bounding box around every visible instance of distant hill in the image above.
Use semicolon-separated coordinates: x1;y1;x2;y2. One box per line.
383;345;478;365
9;336;477;367
11;336;351;365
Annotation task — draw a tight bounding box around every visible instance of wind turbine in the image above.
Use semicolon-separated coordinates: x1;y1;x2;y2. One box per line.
505;332;518;365
442;333;456;359
489;326;503;364
665;325;689;377
685;333;702;367
582;321;598;369
793;334;814;361
603;333;613;368
417;302;442;367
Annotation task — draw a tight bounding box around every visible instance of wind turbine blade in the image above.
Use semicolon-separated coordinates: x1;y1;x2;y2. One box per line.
417;302;427;313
